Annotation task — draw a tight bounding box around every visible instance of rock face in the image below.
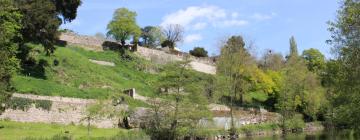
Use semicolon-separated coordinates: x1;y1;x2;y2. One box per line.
59;32;217;74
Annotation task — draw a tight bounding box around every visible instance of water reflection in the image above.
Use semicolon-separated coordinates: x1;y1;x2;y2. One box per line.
236;131;358;140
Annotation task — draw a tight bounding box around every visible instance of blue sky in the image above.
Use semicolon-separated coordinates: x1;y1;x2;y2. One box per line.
61;0;340;58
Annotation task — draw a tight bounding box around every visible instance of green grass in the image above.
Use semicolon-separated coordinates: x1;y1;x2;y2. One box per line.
0;120;128;140
11;44;161;107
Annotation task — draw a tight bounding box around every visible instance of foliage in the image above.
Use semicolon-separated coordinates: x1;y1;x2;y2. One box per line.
288;36;298;59
259;50;285;71
327;0;360;130
7;97;33;111
107;8;141;46
0;0;22;115
140;26;164;48
14;0;81;54
7;97;52;111
189;47;208;57
302;48;326;72
145;60;211;140
283;114;306;132
216;35;255;135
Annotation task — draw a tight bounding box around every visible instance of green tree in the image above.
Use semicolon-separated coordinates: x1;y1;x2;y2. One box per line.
288;36;298;60
302;48;325;72
0;0;22;114
141;26;164;48
327;0;360;130
189;47;208;57
216;35;254;137
147;60;211;139
15;0;81;55
107;8;141;46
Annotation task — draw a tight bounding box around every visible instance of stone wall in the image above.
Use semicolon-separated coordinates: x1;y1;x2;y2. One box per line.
59;33;216;74
0;93;117;128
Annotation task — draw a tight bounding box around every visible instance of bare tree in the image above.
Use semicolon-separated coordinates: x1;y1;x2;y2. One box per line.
161;24;184;49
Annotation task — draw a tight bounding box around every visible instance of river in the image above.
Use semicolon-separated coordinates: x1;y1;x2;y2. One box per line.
236;130;358;140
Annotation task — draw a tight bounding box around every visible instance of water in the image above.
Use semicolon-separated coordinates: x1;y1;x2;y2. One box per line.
237;130;358;140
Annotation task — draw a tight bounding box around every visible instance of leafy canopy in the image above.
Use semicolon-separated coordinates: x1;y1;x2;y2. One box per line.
107;8;141;45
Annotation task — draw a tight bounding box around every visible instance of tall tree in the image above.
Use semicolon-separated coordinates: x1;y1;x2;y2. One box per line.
15;0;81;55
216;35;254;138
0;0;22;114
147;60;210;139
327;0;360;130
260;49;285;71
161;24;184;49
288;36;298;59
107;8;141;47
302;48;325;72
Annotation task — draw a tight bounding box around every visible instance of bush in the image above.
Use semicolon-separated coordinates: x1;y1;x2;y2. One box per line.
189;47;208;57
34;100;52;111
7;97;52;111
284;114;306;132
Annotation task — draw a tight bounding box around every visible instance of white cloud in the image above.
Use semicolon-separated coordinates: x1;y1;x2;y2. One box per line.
251;12;277;21
184;34;203;43
160;5;226;28
231;12;239;18
220;19;249;27
192;22;207;30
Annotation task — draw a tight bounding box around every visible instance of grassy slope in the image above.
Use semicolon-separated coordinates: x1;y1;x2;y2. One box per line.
11;44;158;107
0;120;132;140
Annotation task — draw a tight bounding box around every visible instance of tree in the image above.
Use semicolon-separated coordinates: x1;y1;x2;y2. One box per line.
189;47;208;57
0;0;22;114
302;48;325;72
107;8;141;47
327;0;360;130
141;26;164;48
260;49;285;71
147;60;210;139
161;24;184;49
287;36;298;60
15;0;81;55
216;35;254;138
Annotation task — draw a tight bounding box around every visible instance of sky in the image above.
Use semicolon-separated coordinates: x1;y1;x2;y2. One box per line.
61;0;341;58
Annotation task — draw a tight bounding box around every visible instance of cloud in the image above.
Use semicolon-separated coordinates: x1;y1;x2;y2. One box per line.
160;5;255;30
223;19;248;27
160;5;226;28
192;22;207;30
251;12;277;21
184;34;203;43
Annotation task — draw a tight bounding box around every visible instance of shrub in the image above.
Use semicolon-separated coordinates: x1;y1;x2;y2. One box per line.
189;47;208;57
284;114;306;132
7;97;52;111
34;100;53;111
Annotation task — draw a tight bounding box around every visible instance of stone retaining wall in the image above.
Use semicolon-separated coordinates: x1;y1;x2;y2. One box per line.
59;32;216;74
0;93;116;128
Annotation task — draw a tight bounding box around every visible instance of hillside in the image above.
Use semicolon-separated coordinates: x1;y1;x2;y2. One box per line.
10;44;215;106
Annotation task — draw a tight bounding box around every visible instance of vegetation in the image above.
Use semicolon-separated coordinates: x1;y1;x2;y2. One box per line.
7;97;52;111
189;47;208;57
0;0;22;115
107;8;141;47
140;26;164;48
0;120;139;140
161;24;184;49
326;0;360;130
